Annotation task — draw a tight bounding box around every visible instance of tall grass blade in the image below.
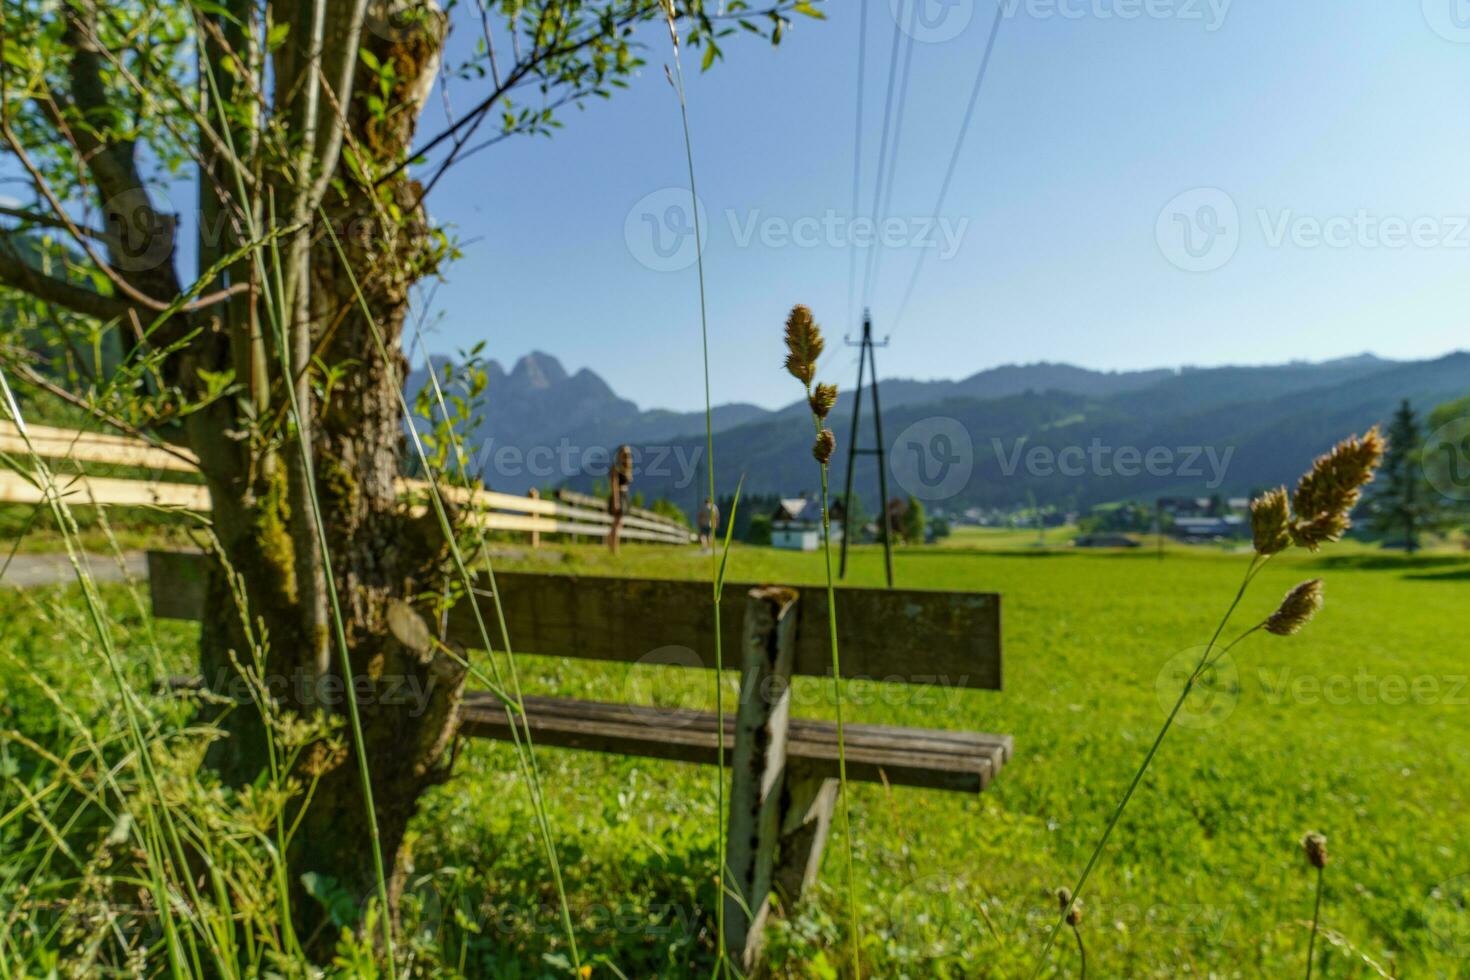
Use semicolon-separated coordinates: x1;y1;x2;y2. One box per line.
654;13;736;973
817;453;861;975
1034;556;1268;972
254;228;397;969
320;215;581;970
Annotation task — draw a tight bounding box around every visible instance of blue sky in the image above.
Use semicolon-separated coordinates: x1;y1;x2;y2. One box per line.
411;0;1470;411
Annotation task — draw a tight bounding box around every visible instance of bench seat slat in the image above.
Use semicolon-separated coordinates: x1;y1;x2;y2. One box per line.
508;694;1013;765
459;693;1011;793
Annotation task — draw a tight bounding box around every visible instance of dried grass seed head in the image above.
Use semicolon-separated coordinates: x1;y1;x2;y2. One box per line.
1289;427;1385;550
1250;486;1291;556
813;428;836;465
809;382;838;420
784;304;824;386
1302;832;1329;869
1055;887;1083;925
1264;579;1325;636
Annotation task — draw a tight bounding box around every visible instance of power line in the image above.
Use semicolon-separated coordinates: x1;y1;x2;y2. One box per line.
856;0;912;315
890;2;1005;335
861;0;920;310
843;0;870;335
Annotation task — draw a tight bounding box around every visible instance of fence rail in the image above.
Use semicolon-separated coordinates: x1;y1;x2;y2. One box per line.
0;422;694;546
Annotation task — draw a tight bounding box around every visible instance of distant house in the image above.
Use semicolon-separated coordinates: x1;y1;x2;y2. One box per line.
771;496;845;551
1158;496;1217;518
1171;515;1247;540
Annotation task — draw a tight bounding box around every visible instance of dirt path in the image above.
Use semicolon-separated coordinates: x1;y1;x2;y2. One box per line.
0;551;149;589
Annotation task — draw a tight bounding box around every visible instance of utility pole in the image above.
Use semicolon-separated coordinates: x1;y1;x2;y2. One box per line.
838;310;895;588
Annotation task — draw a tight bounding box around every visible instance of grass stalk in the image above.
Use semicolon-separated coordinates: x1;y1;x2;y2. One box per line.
319;216;580;971
0;373;202;977
1036;555;1269;971
1306;865;1323;980
784;307;861;974
253;223;397;969
404;323;581;968
654;8;735;973
818;456;862;974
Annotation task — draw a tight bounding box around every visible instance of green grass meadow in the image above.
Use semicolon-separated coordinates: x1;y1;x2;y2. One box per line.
3;538;1467;977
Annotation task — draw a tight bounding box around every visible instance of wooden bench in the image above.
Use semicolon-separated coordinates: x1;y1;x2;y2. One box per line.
147;550;1008;969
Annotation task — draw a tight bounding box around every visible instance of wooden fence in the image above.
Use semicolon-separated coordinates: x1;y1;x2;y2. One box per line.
0;422;694;546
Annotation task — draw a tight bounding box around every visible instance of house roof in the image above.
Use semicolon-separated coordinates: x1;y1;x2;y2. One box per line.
773;497;845;524
775;497;823;523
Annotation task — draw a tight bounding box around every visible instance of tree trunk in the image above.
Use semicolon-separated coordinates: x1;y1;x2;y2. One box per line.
187;2;456;950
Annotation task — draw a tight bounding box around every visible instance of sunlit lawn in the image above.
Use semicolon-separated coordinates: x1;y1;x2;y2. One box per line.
5;538;1466;977
411;538;1469;977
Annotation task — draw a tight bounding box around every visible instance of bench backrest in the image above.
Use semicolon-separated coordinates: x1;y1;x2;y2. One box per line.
147;550;1002;690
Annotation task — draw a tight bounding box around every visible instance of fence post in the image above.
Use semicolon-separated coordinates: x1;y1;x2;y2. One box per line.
725;585;799;971
527;487;541;549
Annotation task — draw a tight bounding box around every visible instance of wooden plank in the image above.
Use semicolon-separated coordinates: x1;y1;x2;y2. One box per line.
772;761;838;906
0;471;210;510
0;431;199;473
146;553;1002;689
0;425;692;541
490;696;1013;767
458;693;1009;792
453;572;1002;690
468;511;687;545
400;480;694;540
554;487;689;533
442;506;687;543
1;421;200;457
157;671;1012;791
147;551;209;621
725;587;800;970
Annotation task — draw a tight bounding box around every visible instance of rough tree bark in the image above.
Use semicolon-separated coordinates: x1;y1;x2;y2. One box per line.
281;5;465;933
188;1;464;944
0;0;813;958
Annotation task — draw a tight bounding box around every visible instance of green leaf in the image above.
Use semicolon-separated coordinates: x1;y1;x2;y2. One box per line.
266;21;290;51
716;475;745;594
300;871;358;928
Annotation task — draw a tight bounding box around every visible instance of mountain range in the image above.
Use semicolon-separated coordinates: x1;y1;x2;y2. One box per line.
406;350;1470;513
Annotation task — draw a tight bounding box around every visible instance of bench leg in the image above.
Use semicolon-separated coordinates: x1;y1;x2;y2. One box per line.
773;764;839;907
724;586;799;973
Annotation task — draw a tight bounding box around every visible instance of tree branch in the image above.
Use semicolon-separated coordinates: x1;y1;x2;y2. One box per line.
5;360;197;459
0;242;133;322
385;1;806;192
0;203;107;240
373;0;664;189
